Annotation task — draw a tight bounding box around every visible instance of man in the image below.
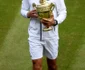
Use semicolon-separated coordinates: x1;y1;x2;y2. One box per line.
20;0;67;70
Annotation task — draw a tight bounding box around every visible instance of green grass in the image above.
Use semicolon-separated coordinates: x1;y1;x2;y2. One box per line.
0;0;85;70
0;0;32;70
58;0;85;70
0;0;21;46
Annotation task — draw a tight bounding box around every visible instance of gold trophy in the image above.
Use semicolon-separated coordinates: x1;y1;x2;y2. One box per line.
32;0;55;31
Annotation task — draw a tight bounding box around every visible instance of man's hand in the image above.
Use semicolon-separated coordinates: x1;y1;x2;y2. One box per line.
40;15;55;28
27;10;38;18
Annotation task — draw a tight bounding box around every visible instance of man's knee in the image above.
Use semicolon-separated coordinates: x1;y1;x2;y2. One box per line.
49;65;57;70
48;63;57;70
47;58;57;70
32;58;42;70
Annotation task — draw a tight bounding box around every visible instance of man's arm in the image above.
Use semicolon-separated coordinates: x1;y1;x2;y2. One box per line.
55;0;67;24
20;0;30;18
21;0;38;18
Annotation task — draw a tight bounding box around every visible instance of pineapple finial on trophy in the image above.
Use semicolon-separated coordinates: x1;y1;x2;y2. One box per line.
40;0;46;4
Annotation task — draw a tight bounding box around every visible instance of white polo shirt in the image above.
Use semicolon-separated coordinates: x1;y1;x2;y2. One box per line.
20;0;67;40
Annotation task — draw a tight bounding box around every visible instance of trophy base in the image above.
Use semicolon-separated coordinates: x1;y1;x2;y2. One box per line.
43;27;52;31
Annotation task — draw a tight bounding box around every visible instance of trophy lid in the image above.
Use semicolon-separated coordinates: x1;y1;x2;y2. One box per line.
37;2;51;12
40;0;46;4
32;0;54;12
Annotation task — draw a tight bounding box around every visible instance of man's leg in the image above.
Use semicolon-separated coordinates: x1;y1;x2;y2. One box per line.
32;58;42;70
47;58;57;70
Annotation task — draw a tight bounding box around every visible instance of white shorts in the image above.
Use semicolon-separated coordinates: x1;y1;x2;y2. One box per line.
28;37;59;60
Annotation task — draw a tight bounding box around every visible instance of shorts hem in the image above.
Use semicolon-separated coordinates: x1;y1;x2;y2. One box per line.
31;56;43;60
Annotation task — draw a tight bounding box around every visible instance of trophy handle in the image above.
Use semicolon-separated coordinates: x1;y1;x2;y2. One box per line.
50;3;55;12
32;3;36;9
